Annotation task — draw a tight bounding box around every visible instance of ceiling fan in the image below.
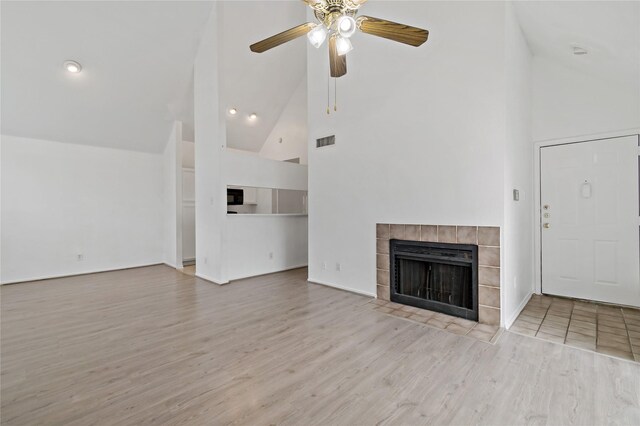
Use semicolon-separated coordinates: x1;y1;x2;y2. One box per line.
250;0;429;78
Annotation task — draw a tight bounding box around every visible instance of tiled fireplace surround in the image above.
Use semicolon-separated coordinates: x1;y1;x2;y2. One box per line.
376;224;501;326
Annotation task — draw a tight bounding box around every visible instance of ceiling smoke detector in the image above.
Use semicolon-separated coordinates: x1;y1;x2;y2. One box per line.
571;45;588;56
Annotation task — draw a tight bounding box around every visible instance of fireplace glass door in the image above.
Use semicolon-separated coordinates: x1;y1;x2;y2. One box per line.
396;258;472;309
390;240;478;320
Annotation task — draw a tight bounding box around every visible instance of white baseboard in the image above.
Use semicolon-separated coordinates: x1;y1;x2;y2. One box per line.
0;262;164;285
195;273;228;285
308;278;376;298
505;292;533;329
228;264;308;282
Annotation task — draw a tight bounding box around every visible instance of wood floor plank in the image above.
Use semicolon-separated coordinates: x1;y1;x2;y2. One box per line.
2;265;640;425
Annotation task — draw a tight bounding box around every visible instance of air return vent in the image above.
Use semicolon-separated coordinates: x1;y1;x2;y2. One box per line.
316;135;335;148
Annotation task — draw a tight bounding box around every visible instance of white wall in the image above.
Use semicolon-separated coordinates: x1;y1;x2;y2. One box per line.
1;135;163;283
532;56;640;142
194;5;226;284
227;215;308;280
503;5;534;327
260;76;308;165
162;121;182;268
223;150;308;191
223;150;308;281
307;1;507;298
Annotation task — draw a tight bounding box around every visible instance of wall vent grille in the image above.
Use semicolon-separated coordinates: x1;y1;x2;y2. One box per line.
316;135;335;148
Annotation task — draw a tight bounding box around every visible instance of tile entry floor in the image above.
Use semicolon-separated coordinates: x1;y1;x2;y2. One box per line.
511;294;640;362
370;299;502;343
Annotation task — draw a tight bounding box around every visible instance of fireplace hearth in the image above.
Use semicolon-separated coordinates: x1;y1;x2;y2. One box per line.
390;240;478;321
376;224;501;326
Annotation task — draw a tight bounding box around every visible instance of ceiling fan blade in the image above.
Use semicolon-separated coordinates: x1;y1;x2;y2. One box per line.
356;16;429;47
250;22;316;53
329;36;347;78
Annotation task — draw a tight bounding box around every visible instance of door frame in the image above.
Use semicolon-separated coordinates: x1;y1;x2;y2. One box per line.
533;128;640;296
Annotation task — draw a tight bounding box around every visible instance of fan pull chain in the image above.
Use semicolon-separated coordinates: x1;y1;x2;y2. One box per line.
327;72;331;115
334;78;337;112
326;73;339;114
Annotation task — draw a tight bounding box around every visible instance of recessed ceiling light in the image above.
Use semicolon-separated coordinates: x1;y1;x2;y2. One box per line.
229;108;237;115
64;60;82;73
249;113;257;120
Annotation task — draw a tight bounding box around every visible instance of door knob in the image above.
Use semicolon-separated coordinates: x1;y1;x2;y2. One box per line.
543;223;550;229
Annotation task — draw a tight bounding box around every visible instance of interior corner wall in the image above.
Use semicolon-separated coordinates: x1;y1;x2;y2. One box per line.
194;4;227;284
162;121;183;268
503;4;534;327
532;56;640;142
0;135;164;284
259;76;308;165
307;1;507;298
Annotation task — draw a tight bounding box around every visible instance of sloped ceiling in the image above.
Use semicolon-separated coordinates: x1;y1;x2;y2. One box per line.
4;1;634;154
514;1;640;92
220;1;306;152
1;1;212;153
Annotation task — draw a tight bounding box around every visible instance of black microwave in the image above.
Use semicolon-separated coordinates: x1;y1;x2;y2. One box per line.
227;188;244;206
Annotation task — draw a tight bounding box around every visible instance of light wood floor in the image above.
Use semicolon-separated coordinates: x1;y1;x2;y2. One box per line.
181;265;196;276
2;266;639;425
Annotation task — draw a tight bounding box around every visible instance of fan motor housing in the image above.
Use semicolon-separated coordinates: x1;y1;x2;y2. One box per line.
315;2;357;27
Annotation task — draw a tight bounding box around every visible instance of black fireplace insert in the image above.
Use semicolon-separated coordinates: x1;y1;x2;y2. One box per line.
390;240;478;321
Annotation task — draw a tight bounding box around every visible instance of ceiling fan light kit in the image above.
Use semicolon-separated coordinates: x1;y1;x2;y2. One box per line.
250;0;429;80
337;15;357;38
307;24;328;48
334;35;353;56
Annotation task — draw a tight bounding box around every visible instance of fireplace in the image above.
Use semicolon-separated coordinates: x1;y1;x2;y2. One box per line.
390;239;478;321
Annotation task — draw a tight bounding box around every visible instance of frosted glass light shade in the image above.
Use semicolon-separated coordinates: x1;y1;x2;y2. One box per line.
337;16;356;38
307;25;328;48
335;36;353;56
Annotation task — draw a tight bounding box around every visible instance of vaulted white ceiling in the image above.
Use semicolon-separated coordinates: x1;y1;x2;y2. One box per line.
220;1;306;152
514;0;640;91
2;1;636;154
1;1;212;152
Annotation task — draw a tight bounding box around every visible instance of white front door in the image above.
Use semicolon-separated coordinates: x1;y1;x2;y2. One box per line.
540;135;640;307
